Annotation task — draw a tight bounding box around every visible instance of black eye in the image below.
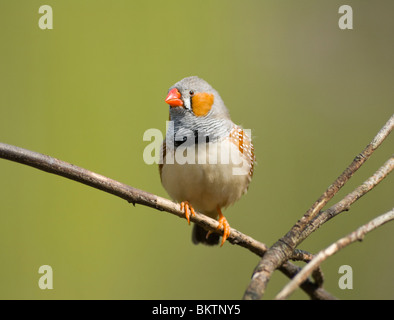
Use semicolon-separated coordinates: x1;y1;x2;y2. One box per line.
189;90;195;96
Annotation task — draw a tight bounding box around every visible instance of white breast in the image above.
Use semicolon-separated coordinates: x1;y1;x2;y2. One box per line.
160;138;252;217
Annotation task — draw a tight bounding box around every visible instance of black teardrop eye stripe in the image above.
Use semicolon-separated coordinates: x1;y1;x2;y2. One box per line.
188;95;192;111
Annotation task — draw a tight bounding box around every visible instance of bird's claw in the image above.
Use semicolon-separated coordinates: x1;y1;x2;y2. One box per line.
180;201;196;225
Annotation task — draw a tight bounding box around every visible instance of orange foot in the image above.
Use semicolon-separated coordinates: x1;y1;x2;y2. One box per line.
206;207;231;247
180;201;196;225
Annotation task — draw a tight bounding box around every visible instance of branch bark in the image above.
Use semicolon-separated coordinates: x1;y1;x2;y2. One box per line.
0;142;335;300
243;114;394;300
275;207;394;300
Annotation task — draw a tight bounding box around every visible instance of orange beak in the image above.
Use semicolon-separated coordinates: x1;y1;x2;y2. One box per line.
165;88;183;107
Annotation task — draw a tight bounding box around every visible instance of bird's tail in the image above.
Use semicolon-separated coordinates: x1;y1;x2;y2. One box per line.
192;224;220;246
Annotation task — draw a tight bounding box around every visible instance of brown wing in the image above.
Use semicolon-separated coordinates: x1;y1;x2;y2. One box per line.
229;126;255;178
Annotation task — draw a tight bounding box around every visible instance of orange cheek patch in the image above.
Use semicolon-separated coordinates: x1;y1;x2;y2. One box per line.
191;93;214;117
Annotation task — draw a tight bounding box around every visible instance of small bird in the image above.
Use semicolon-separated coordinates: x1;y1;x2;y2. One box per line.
159;76;255;246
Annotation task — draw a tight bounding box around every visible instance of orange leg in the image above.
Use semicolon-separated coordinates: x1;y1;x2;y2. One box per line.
206;207;231;247
180;201;196;225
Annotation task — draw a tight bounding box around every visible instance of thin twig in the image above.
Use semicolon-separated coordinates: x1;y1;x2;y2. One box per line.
243;114;394;300
291;249;315;262
300;156;394;241
275;208;394;300
293;114;394;241
0;142;336;300
291;155;393;291
278;262;334;300
291;249;324;287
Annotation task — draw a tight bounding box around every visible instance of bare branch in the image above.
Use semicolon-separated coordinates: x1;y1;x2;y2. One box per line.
275;208;394;300
243;114;394;300
300;155;394;241
0;142;336;300
278;262;333;300
0;143;266;255
294;114;394;238
291;249;324;287
291;249;315;262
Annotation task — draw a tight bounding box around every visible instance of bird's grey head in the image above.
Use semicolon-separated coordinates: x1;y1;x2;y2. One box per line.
164;76;233;145
166;76;231;120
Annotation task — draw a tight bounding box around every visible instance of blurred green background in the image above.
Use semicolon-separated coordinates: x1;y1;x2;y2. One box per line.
0;0;393;300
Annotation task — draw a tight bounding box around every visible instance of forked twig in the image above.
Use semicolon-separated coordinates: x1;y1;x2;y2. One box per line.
300;156;394;241
243;114;394;300
276;208;394;300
